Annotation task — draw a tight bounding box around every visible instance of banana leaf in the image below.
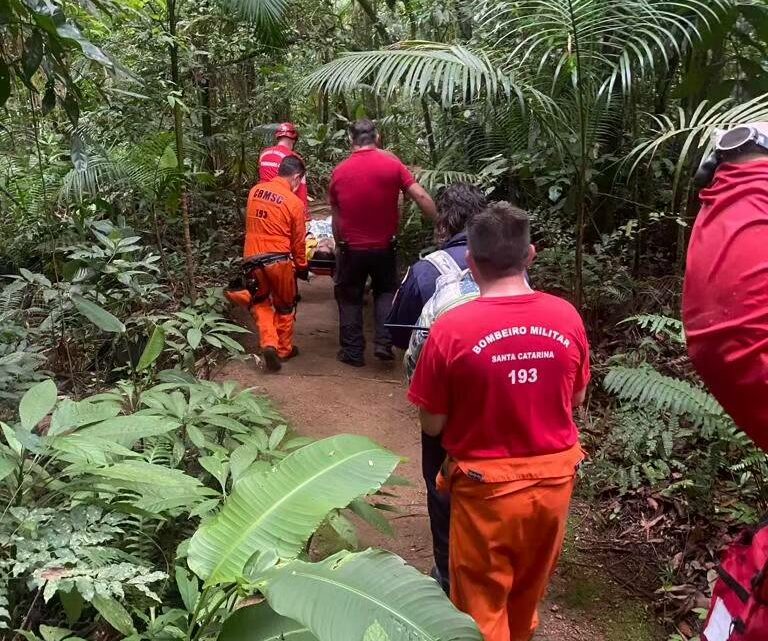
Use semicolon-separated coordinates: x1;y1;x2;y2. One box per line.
260;549;482;641
188;435;400;584
219;603;317;641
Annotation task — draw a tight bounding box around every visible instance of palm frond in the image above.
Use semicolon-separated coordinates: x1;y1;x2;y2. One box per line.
217;0;288;29
478;0;732;95
303;41;546;109
625;92;768;198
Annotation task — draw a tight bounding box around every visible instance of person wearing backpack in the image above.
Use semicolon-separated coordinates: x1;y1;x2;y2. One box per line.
388;183;488;350
387;183;487;593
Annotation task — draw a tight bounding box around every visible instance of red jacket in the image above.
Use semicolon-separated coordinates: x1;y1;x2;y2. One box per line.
259;145;309;220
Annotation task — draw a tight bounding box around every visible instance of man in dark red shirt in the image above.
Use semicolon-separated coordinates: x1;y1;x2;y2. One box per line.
408;202;589;641
329;119;436;366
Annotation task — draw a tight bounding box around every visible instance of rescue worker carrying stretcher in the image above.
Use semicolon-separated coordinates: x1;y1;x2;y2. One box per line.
259;122;310;221
242;155;309;372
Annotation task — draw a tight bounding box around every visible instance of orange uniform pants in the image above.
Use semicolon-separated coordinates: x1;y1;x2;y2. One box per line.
249;260;297;358
440;447;582;641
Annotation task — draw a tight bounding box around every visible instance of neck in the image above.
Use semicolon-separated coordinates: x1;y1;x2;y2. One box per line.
353;144;376;151
477;273;532;298
277;139;293;150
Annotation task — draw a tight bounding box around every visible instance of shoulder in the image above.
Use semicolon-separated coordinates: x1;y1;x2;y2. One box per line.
260;146;277;158
535;293;586;330
375;148;401;161
411;257;438;281
283;189;303;210
431;298;479;331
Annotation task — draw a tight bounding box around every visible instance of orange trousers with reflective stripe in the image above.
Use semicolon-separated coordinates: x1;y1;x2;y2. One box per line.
249;261;297;358
445;469;575;641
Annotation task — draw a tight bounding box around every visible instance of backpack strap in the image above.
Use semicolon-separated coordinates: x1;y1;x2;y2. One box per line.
423;250;461;277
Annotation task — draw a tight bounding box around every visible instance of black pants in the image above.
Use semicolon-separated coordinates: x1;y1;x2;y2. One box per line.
422;431;450;594
334;247;398;361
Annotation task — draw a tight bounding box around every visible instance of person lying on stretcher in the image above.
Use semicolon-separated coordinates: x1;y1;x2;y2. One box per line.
306;216;336;275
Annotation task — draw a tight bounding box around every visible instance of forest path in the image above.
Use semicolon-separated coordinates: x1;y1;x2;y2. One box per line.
218;276;662;641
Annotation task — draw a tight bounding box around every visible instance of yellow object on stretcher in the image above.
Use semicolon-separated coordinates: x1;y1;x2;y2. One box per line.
305;217;336;276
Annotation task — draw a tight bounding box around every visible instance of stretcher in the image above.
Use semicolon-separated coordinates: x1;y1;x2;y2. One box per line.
306;216;336;277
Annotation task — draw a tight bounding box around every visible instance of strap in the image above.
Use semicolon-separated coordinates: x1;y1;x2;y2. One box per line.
423;250;461;277
243;253;291;270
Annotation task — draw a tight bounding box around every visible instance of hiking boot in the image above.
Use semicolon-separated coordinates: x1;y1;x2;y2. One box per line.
374;346;394;361
281;346;300;361
337;350;365;368
262;347;282;372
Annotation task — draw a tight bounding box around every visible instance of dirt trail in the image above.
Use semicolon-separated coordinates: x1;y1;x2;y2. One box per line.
219;277;655;641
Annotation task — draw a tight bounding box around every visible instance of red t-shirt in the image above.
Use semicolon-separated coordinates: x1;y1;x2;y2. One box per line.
683;159;768;452
259;145;309;220
329;148;416;249
408;292;590;459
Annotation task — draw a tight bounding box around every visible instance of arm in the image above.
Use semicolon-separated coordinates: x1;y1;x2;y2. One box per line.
572;320;591;409
387;266;426;350
572;386;587;408
407;330;450;434
290;202;308;269
406;183;438;220
297;177;310;221
419;408;448;436
331;205;342;245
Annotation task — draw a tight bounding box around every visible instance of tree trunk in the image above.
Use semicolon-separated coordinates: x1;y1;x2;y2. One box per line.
421;97;437;165
354;0;391;44
168;0;196;301
197;63;214;171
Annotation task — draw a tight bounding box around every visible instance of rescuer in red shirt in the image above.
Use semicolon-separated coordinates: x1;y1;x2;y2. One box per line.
684;122;768;453
408;202;590;641
329;119;437;366
243;156;309;372
259;123;310;221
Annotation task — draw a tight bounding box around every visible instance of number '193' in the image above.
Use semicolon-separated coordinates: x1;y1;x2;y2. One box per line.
508;368;538;384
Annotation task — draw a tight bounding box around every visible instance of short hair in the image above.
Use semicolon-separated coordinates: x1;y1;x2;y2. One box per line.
277;155;305;177
434;183;487;246
467;202;530;279
349;119;377;146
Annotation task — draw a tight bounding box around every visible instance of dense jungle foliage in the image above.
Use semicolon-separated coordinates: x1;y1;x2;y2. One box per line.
2;0;768;639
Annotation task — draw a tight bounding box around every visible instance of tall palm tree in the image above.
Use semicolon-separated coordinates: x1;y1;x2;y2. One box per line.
304;0;733;306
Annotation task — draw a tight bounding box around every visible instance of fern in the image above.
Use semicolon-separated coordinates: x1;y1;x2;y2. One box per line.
603;365;731;437
621;314;685;344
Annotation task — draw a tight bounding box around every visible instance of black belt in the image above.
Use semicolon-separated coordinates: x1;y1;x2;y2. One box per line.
243;253;291;270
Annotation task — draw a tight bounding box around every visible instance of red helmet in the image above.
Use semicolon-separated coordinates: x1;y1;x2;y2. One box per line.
275;122;299;140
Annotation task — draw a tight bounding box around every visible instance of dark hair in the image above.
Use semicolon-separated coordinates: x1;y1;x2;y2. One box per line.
349;119;378;146
434;183;487;246
467;202;530;279
277;155;306;177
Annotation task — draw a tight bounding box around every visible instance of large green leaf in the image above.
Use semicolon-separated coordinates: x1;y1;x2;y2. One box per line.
19;379;58;431
92;594;135;636
137;325;166;371
260;549;482;641
76;415;178;445
72;295;125;333
219;603;317;641
303;42;532;108
49;399;122;436
188;435;399;584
